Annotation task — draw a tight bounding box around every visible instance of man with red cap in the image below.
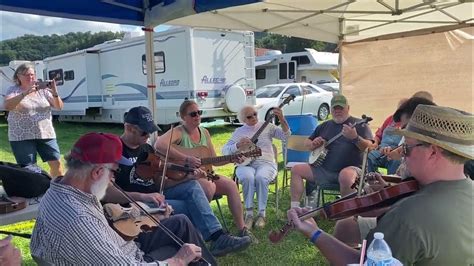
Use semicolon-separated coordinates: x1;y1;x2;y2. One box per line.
30;132;216;265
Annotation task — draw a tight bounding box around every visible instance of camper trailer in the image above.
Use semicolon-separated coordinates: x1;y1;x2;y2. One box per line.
255;48;339;89
0;61;45;112
41;27;256;127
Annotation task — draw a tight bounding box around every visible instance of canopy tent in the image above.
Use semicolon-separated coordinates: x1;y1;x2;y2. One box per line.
1;0;472;123
341;27;473;126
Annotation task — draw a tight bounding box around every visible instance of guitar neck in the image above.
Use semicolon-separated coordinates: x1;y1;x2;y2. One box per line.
325;120;365;147
250;120;271;142
201;154;238;165
250;99;290;143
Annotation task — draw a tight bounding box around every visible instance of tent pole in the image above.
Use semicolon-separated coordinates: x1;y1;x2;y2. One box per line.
144;27;157;122
338;18;344;94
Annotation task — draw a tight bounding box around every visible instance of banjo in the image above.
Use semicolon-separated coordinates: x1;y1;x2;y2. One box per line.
308;115;372;166
236;94;295;166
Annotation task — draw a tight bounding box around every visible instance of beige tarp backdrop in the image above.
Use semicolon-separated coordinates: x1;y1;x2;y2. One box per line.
341;27;473;129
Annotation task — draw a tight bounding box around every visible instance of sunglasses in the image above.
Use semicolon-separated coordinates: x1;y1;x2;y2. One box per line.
133;126;149;136
188;110;203;117
246;112;258;119
402;143;426;157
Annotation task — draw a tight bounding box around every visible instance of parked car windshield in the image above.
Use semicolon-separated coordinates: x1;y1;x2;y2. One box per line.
256;85;286;98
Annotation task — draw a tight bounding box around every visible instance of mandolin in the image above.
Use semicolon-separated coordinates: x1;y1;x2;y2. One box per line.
236;94;295;166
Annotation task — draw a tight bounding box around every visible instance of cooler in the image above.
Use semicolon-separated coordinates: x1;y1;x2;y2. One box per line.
285;114;318;162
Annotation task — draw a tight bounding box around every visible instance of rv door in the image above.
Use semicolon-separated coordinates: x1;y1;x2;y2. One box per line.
278;60;297;83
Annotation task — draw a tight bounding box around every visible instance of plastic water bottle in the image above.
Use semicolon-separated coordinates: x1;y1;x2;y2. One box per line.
366;232;394;266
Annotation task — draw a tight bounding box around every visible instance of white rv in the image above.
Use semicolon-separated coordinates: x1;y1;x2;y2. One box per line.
0;60;45;112
255;48;339;89
41;27;256;128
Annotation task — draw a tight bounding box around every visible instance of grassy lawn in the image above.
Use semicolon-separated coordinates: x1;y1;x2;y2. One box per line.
0;118;334;265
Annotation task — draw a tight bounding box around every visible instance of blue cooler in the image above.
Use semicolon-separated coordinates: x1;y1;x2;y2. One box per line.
285;114;318;162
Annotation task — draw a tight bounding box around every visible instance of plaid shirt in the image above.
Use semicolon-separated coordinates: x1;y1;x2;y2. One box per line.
30;179;160;265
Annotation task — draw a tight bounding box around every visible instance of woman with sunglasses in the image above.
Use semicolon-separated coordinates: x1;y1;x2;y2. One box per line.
156;100;252;238
222;105;290;229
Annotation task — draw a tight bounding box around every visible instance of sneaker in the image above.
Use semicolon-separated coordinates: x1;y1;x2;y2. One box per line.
209;233;251;257
239;227;259;244
254;215;266;228
244;214;254;230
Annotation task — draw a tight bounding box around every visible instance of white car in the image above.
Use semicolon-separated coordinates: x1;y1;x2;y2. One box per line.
255;83;333;123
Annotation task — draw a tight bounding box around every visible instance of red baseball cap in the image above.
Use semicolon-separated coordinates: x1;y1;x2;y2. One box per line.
70;133;133;166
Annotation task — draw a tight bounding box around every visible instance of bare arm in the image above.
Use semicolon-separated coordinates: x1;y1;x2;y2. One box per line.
155;127;188;161
4;88;34;111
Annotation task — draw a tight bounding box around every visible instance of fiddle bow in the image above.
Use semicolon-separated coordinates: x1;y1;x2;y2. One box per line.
111;181;211;265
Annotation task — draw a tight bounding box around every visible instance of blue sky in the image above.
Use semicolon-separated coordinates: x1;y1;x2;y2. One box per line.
0;11;170;41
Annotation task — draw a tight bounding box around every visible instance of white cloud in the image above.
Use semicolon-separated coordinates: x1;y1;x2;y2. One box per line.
0;11;168;41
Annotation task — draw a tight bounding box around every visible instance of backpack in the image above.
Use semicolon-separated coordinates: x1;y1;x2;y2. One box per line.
0;161;51;198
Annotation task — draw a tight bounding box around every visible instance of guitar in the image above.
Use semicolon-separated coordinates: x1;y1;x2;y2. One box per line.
236;94;295;166
171;144;262;180
308;115;373;166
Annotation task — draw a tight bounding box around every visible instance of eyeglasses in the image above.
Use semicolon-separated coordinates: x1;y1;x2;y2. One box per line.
103;166;121;176
188;110;203;117
402;143;426;157
246;112;258;119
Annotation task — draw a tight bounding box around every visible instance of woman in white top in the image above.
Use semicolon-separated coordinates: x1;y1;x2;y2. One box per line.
222;106;290;228
3;63;64;177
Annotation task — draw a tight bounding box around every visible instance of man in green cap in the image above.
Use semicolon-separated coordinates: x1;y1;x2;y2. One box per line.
289;94;374;209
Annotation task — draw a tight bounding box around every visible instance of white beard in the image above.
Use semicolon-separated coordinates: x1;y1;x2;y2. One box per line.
90;171;110;200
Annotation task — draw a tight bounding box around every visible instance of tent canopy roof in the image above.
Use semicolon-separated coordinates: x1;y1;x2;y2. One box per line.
1;1;472;43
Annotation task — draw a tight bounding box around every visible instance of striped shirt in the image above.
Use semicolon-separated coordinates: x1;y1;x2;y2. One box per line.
30;179;159;265
222;122;290;163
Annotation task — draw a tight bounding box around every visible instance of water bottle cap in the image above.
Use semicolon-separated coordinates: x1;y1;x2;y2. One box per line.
374;232;384;239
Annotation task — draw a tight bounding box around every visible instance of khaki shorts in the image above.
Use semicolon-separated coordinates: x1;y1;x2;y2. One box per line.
357;216;377;240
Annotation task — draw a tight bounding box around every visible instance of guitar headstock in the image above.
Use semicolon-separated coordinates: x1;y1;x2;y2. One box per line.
280;94;296;107
359;114;373;125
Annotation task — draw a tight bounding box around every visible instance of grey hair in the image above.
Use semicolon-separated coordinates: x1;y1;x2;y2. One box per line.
238;105;257;123
64;153;113;179
13;63;35;86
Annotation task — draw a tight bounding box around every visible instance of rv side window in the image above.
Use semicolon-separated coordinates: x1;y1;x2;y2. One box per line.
256;69;266;80
64;70;74;81
142;52;165;74
289;62;295;80
48;69;64;86
279;63;287;80
291;56;310;65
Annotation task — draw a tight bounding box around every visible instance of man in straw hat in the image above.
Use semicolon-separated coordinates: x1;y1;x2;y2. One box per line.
287;105;473;265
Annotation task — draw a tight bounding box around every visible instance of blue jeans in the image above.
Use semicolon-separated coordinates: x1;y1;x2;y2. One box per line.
163;180;222;241
367;149;401;174
10;139;61;165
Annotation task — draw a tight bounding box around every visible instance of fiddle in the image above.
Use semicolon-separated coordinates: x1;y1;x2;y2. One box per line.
109;182;211;265
104;201;173;241
269;179;419;243
134;151;196;181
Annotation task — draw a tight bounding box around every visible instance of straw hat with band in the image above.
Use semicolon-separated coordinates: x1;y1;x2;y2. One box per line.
393;105;473;160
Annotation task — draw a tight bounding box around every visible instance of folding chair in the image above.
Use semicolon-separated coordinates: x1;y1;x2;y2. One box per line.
282;135;310;192
212;195;229;232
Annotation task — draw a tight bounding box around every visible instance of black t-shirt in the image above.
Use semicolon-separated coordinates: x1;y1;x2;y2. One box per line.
115;141;157;194
309;116;373;172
